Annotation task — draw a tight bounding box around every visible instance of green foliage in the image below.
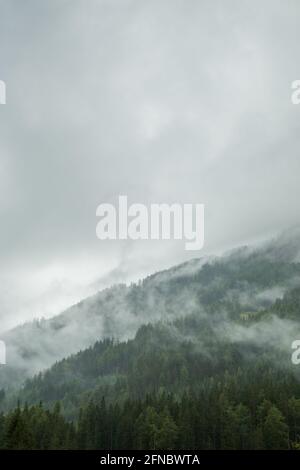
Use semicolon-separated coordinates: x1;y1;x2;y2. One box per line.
1;364;300;450
0;403;75;449
1;252;300;449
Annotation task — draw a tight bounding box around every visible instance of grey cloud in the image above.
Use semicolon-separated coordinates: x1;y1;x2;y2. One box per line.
0;0;300;328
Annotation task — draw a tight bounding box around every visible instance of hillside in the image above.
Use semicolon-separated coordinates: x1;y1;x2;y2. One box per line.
2;287;300;449
1;231;300;390
1;231;300;449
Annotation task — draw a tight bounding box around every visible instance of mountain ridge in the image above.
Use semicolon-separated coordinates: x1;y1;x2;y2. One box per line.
1;229;300;390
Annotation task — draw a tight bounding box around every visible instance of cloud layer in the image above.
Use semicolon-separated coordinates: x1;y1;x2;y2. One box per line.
0;0;300;329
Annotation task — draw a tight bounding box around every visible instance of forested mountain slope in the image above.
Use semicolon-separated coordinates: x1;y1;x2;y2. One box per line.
1;231;300;449
2;284;300;417
2;231;300;389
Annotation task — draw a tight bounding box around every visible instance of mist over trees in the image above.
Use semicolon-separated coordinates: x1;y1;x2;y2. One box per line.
1;232;300;449
2;230;300;389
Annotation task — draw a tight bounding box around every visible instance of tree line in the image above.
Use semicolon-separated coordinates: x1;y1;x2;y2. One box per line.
1;363;300;450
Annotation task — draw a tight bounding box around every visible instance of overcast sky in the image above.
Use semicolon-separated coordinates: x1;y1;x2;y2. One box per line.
0;0;300;331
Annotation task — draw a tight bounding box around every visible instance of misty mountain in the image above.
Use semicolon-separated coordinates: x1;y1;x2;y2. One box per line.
3;286;300;420
1;230;300;390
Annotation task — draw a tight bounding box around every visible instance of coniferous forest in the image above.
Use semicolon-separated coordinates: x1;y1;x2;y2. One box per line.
1;248;300;450
1;365;300;450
